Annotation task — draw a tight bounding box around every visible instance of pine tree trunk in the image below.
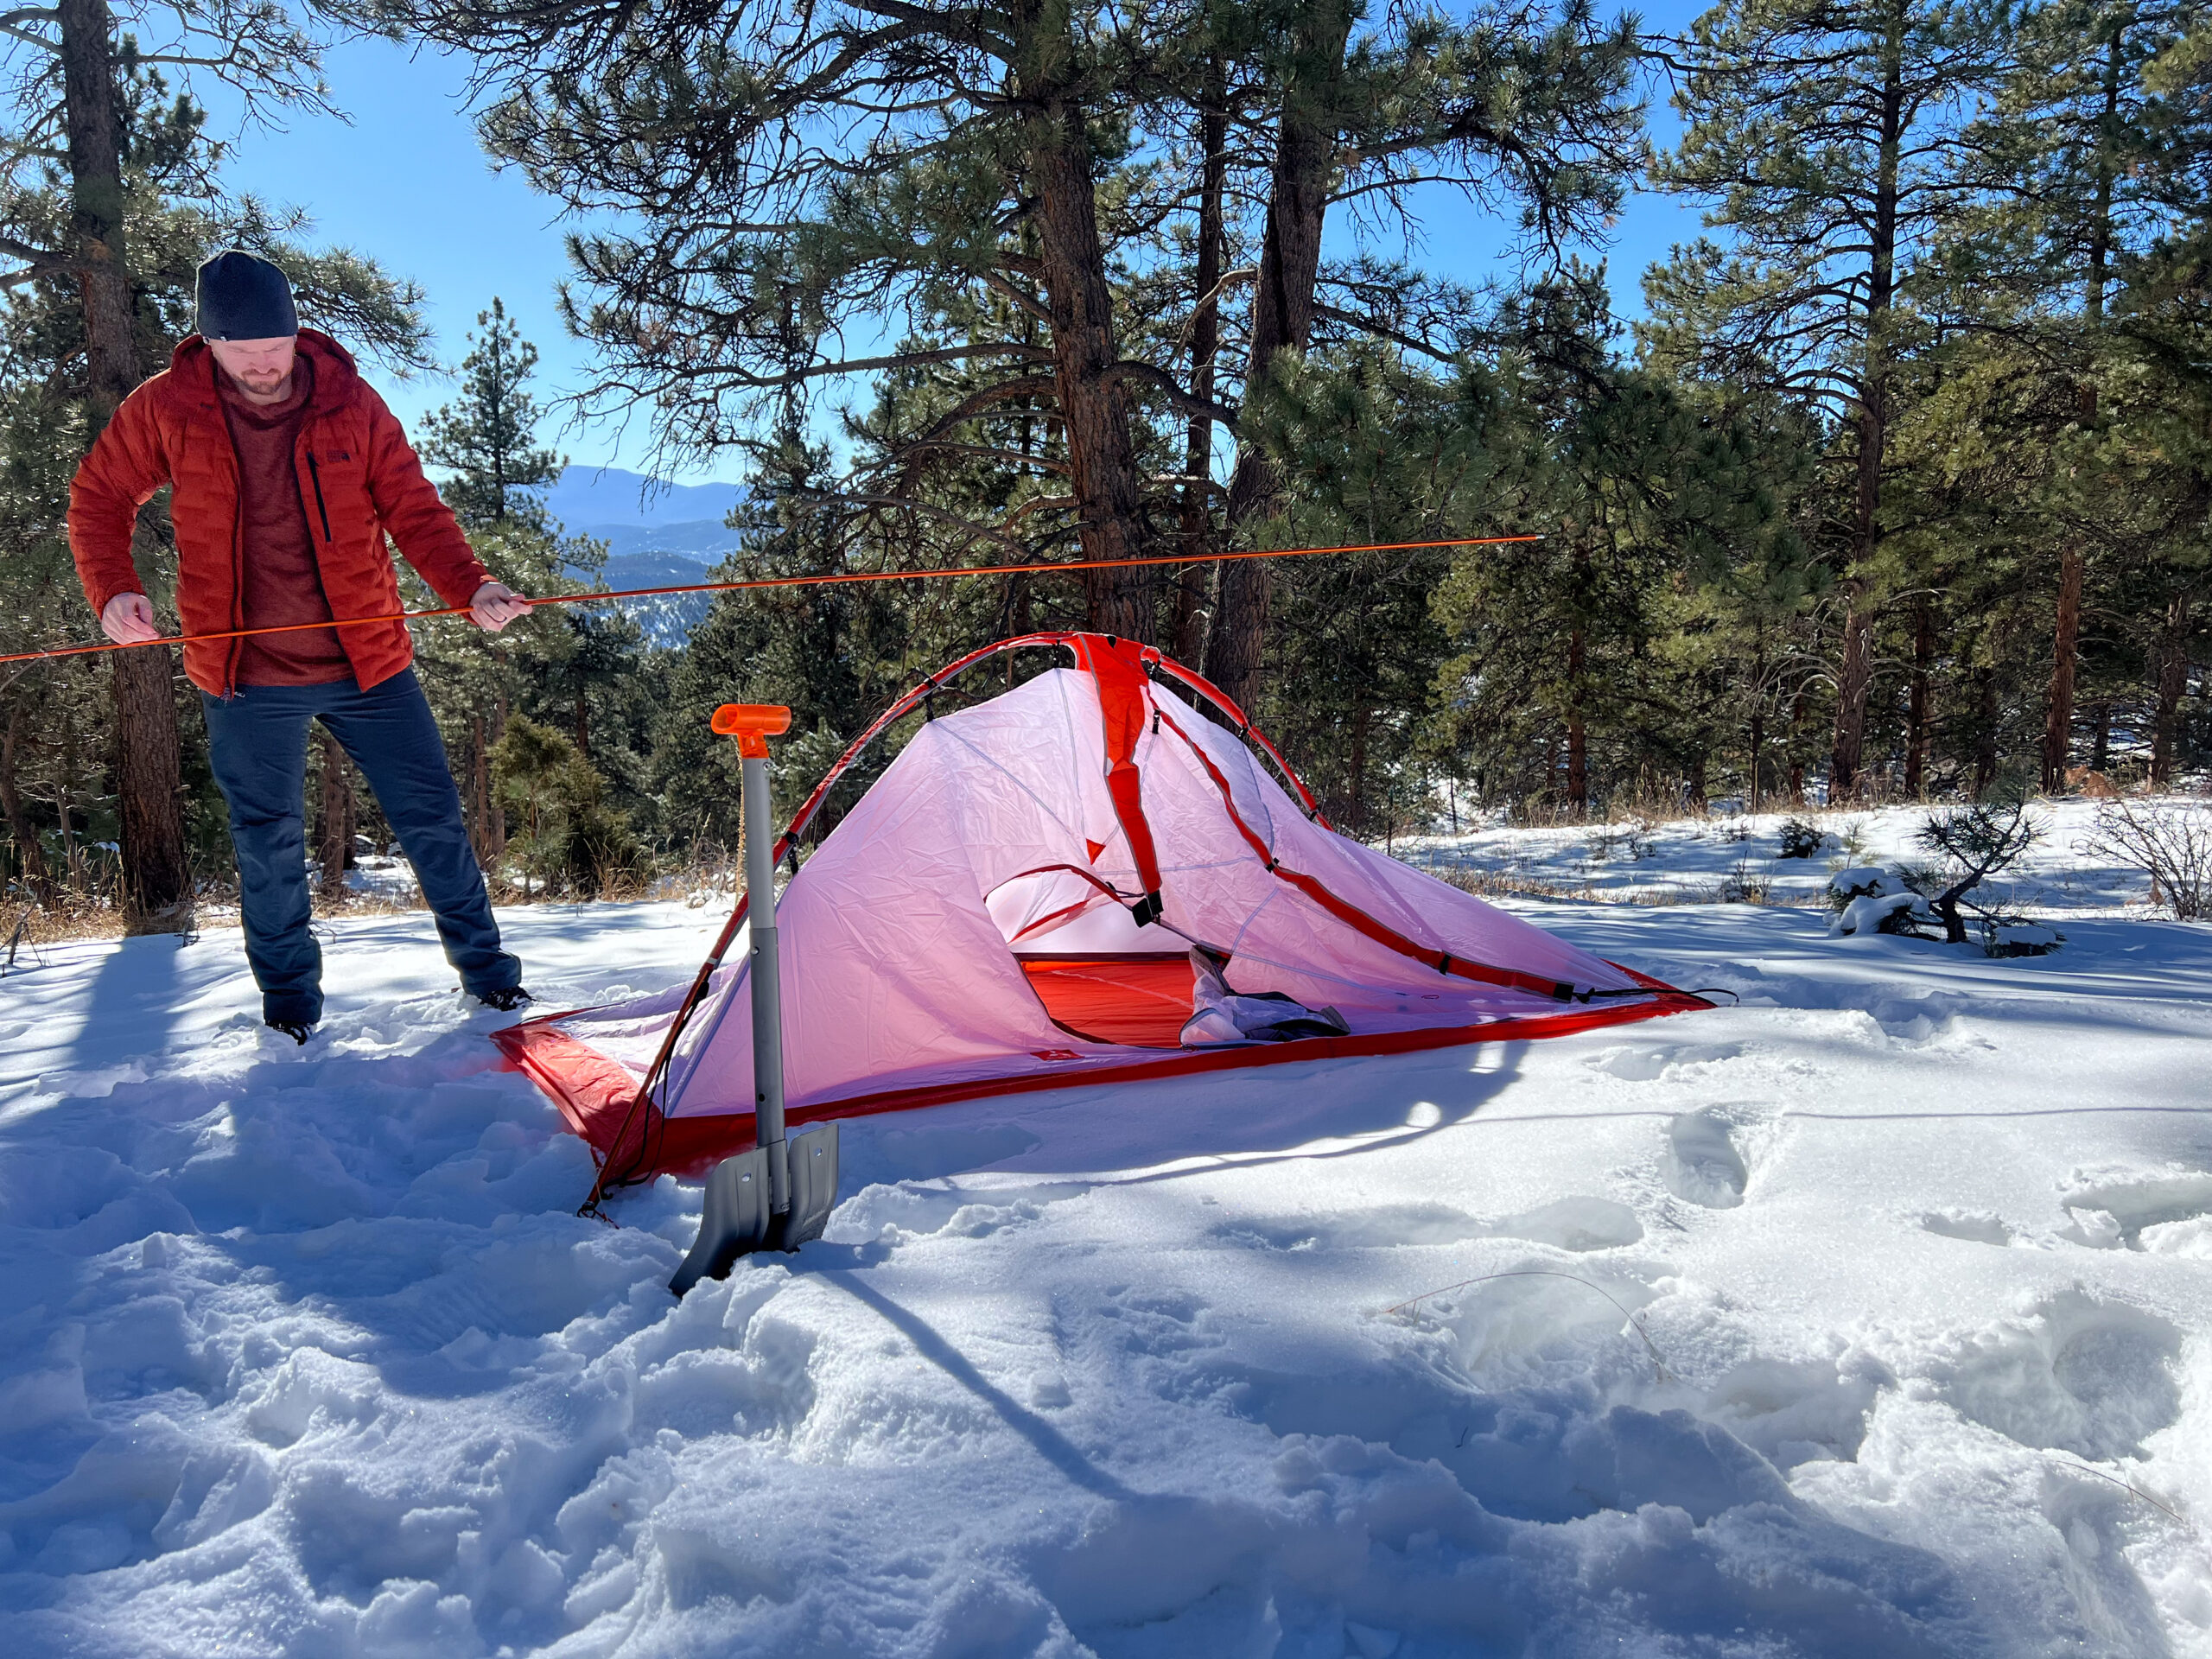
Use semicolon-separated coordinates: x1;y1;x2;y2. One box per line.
487;693;507;875
2152;592;2190;785
1205;0;1355;714
1974;665;2000;797
1747;701;1764;816
1830;7;1904;801
316;727;350;900
2042;544;2083;791
1567;623;1588;817
1020;27;1154;642
469;714;490;860
1173;67;1227;668
1348;699;1370;832
0;707;54;902
1830;601;1876;798
1904;598;1933;797
60;0;189;933
1788;685;1808;804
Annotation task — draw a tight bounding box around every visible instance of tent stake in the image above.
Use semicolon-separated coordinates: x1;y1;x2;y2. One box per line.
671;704;841;1295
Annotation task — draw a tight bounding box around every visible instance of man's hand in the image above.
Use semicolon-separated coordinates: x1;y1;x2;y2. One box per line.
470;581;532;633
100;593;161;645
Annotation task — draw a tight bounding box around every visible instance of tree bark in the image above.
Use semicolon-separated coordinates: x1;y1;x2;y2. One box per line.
1787;684;1808;804
1567;623;1588;817
1904;597;1933;797
1747;699;1764;816
1830;3;1904;799
469;714;491;860
2152;591;2190;785
1347;698;1370;833
1172;65;1228;667
60;0;191;933
1973;664;2000;797
0;707;54;902
1019;25;1154;643
2042;543;2083;791
1830;601;1876;798
486;693;508;874
1205;0;1356;713
315;727;351;900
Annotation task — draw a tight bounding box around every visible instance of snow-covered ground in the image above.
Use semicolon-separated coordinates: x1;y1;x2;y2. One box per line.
1399;796;2191;915
3;838;2210;1656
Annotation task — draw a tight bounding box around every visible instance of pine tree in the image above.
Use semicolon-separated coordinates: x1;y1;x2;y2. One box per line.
1201;0;1644;712
1650;0;2009;798
1943;0;2207;789
420;298;562;526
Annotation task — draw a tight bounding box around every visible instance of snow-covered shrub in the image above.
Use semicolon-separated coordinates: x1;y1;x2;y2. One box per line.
1827;867;1890;909
1719;819;1753;844
2084;799;2212;921
1777;817;1826;858
1826;868;1928;937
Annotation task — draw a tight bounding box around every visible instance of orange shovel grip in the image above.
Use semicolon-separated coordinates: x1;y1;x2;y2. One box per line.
711;702;792;757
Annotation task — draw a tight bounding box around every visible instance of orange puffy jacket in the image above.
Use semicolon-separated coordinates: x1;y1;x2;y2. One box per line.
68;329;491;697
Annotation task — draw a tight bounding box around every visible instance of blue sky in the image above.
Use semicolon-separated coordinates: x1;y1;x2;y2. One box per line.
213;9;1710;486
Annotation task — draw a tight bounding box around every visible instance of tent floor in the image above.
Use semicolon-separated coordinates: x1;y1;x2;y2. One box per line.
1017;952;1195;1048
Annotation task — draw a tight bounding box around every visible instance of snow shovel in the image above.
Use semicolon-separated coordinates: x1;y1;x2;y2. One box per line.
671;704;841;1297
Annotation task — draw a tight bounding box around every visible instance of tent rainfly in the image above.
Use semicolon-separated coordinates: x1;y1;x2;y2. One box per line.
495;633;1708;1192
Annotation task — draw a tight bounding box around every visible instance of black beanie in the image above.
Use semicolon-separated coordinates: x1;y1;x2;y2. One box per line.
195;250;298;340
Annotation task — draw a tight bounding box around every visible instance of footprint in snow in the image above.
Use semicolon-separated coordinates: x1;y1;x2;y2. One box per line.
2057;1170;2212;1255
1663;1110;1748;1210
1919;1211;2014;1247
1586;1042;1743;1082
1215;1197;1641;1254
1931;1289;2183;1462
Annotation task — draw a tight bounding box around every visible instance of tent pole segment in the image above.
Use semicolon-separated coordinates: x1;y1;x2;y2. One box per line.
670;704;841;1295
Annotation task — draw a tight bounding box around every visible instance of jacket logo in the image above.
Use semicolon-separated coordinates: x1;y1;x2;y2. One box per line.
324;450;353;461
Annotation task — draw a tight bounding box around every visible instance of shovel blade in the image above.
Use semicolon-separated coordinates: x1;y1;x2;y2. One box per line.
780;1122;840;1249
667;1123;842;1296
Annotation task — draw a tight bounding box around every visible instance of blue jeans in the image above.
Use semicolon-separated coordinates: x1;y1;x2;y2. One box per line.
201;668;520;1024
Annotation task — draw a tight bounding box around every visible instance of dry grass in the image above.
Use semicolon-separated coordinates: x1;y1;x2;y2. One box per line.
1437;866;1826;910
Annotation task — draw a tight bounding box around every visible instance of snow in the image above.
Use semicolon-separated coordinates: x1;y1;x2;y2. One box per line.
3;813;2210;1656
1399;796;2203;916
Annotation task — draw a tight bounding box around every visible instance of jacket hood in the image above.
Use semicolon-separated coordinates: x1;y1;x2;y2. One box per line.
165;327;365;414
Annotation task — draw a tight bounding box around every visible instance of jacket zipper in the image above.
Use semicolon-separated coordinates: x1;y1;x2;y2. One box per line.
305;451;334;542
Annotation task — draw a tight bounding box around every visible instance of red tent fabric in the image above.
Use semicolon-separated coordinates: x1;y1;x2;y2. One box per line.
496;634;1707;1185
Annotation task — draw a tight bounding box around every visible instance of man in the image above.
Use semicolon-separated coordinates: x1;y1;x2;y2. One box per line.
70;249;533;1042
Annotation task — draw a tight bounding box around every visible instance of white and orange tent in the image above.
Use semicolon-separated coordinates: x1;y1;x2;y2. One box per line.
495;633;1707;1192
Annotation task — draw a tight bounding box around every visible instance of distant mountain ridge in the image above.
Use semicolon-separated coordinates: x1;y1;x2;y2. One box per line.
541;471;747;647
575;519;747;561
541;465;745;531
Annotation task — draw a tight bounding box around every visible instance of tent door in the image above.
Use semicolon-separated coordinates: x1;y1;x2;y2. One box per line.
1016;952;1198;1048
